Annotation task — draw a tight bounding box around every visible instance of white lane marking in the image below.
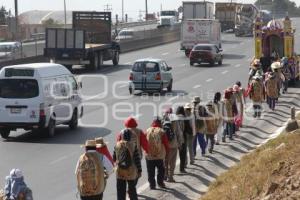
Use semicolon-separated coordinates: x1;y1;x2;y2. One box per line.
181;64;186;66
221;70;228;74
167;96;179;102
206;78;213;82
124;62;131;65
50;156;68;165
235;64;241;68
193;84;202;89
162;52;169;56
118;84;128;89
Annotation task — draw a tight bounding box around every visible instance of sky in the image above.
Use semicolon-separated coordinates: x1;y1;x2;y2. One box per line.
1;0;299;20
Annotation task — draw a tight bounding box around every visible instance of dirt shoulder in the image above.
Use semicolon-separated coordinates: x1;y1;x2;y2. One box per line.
201;128;300;200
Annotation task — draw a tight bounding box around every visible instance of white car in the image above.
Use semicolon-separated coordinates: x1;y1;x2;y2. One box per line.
0;63;83;138
115;29;135;41
0;42;22;60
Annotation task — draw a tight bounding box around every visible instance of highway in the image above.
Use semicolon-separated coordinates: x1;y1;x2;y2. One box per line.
0;18;300;200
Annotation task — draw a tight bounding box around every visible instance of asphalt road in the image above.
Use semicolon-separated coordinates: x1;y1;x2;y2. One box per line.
0;18;300;200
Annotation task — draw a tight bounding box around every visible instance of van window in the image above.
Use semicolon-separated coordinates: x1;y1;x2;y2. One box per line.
0;79;39;98
132;62;159;72
194;46;213;51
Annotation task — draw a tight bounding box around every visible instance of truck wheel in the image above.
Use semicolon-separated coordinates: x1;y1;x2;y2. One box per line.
69;109;78;130
0;129;10;139
46;117;56;137
94;53;100;70
167;80;173;92
218;59;223;66
113;51;120;66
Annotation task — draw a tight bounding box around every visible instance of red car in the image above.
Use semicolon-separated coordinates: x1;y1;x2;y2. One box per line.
189;44;223;66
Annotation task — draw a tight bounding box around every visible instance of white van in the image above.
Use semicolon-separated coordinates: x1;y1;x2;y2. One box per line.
0;63;83;139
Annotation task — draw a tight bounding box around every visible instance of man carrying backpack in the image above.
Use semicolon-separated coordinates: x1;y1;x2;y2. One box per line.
164;107;184;182
265;72;279;111
113;129;142;200
75;140;113;200
145;117;169;189
116;117;148;191
192;96;207;156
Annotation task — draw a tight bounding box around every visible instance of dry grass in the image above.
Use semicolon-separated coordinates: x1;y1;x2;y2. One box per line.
200;129;300;200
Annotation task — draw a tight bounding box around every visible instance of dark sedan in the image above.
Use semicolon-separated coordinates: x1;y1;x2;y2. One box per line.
189;44;223;66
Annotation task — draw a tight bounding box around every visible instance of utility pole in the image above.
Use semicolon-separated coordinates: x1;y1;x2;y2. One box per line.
145;0;148;21
122;0;124;22
104;4;112;12
14;0;18;39
64;0;67;28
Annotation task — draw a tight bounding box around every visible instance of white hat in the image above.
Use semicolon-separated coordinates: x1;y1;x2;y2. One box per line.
10;168;23;178
271;62;282;70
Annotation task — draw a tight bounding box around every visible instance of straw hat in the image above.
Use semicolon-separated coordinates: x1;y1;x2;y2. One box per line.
95;137;107;148
251;59;261;69
184;103;192;109
192;96;201;103
83;140;97;148
271;62;282;70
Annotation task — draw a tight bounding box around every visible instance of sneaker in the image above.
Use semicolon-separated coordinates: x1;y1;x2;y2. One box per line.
215;142;220;145
209;149;213;154
168;177;175;183
190;160;195;165
158;183;167;188
222;137;226;143
180;169;187;173
150;185;156;190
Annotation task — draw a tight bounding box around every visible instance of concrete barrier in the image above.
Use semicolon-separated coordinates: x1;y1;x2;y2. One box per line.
0;24;181;68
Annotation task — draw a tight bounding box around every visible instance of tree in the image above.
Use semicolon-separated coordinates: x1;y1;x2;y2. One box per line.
42;18;59;26
255;0;300;17
0;6;8;25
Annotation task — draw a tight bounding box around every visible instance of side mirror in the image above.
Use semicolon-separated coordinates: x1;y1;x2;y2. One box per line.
218;49;223;52
167;66;172;71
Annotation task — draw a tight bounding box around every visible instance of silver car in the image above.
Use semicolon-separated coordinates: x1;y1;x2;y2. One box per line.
129;59;173;94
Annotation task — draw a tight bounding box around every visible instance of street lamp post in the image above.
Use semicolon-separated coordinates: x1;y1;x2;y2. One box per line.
64;0;67;28
122;0;124;22
145;0;148;21
14;0;18;40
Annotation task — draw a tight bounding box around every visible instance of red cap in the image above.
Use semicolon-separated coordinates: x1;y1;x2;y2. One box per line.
124;117;138;128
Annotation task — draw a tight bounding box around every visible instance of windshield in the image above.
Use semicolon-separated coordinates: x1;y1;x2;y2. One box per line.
0;45;14;53
0;79;39;98
161;11;176;16
194;46;213;51
132;62;159;72
118;31;133;36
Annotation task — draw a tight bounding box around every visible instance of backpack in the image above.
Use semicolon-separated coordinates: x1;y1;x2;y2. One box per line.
184;120;193;135
266;78;278;98
251;81;263;102
0;189;4;200
163;123;175;142
147;128;162;158
117;142;133;170
77;153;104;196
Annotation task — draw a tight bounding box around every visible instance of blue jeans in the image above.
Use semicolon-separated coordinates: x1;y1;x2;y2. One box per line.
223;122;234;139
193;132;206;155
